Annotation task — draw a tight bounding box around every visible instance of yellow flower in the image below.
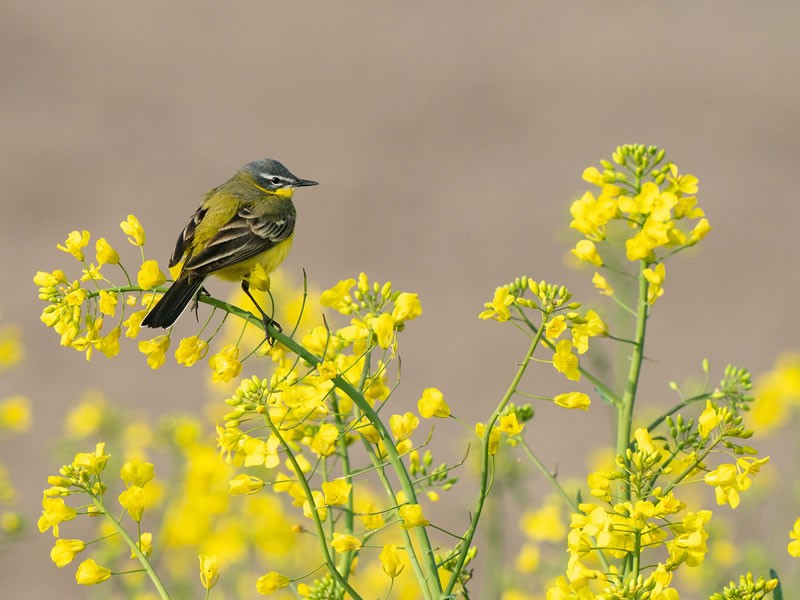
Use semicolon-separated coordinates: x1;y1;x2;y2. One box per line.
379;544;405;578
475;421;501;455
119;485;145;521
38;497;77;536
571;239;603;266
95;237;119;265
479;286;515;321
229;474;265;495
392;292;422;322
137;260;166;290
704;464;741;508
320;278;356;314
369;312;396;349
418;387;450;418
666;165;699;195
34;269;67;288
582;166;605;187
643;263;666;305
174;336;209;367
75;559;112;585
569;187;618;239
521;505;565;542
72;442;109;475
120;460;154;487
98;291;118;317
331;533;362;552
398;503;429;529
57;230;90;261
0;395;31;432
199;555;219;590
667;510;711;567
552;340;580;381
592;272;614;296
64;390;105;438
353;416;381;444
789;517;800;557
515;544;540;573
65;287;87;307
389;412;419;442
138;335;170;370
310;423;339;457
0;325;24;370
688;218;711;245
50;538;85;568
553;391;590;410
634;427;657;454
322;480;352;506
120;214;146;246
134;531;153;557
80;263;103;282
209;344;242;383
545;315;567;340
698;400;722;439
359;500;385;530
302;490;327;522
498;413;524;435
241;435;280;468
256;572;290;595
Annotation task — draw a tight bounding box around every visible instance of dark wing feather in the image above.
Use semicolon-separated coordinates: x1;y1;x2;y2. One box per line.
184;207;295;276
170;206;206;268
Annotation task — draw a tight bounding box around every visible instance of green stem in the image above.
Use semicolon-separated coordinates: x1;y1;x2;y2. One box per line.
332;393;357;580
90;495;170;600
266;419;362;600
615;261;649;500
644;392;709;435
516;308;620;407
116;287;441;595
444;326;544;596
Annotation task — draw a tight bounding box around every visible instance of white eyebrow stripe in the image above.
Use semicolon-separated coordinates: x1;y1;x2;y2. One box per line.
259;172;290;181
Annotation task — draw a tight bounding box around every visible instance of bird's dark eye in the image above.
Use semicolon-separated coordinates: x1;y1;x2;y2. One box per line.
270;177;281;185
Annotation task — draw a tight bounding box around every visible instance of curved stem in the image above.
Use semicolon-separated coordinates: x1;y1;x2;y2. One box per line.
90;494;170;600
444;325;544;596
266;419;362;600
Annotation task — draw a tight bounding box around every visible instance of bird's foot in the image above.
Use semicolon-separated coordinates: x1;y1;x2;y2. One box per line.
191;287;211;322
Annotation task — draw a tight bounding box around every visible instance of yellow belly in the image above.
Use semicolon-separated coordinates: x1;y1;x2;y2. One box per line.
212;236;294;283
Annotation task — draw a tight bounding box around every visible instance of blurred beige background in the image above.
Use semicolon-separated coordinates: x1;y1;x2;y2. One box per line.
2;1;800;597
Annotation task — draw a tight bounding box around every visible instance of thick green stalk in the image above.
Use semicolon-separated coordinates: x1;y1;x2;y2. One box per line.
444;327;543;597
615;261;649;499
269;321;441;595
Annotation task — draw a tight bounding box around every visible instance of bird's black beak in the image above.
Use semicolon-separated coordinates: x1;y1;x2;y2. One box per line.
295;178;319;187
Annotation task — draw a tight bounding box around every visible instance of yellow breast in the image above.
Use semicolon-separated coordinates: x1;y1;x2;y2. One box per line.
212;235;295;283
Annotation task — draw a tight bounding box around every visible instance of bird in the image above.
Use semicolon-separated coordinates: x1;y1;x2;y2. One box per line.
141;158;318;333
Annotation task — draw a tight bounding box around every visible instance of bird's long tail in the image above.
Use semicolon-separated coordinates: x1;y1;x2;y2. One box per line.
142;274;206;329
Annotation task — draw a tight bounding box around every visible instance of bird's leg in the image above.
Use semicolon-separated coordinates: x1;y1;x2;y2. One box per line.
241;280;282;345
191;286;211;322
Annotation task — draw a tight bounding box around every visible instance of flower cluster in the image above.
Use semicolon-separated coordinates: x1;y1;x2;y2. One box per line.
215;273;474;596
571;144;710;307
29;146;794;599
34;216;305;382
549;368;771;598
480;277;605;408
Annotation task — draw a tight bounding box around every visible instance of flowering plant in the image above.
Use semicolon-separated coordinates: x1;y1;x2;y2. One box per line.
30;145;798;599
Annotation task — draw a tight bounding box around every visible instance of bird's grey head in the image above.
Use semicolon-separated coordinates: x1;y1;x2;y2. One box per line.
242;158;318;192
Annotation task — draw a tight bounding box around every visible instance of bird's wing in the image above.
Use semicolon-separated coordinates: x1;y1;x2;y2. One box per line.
182;207;296;275
169;206;206;268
